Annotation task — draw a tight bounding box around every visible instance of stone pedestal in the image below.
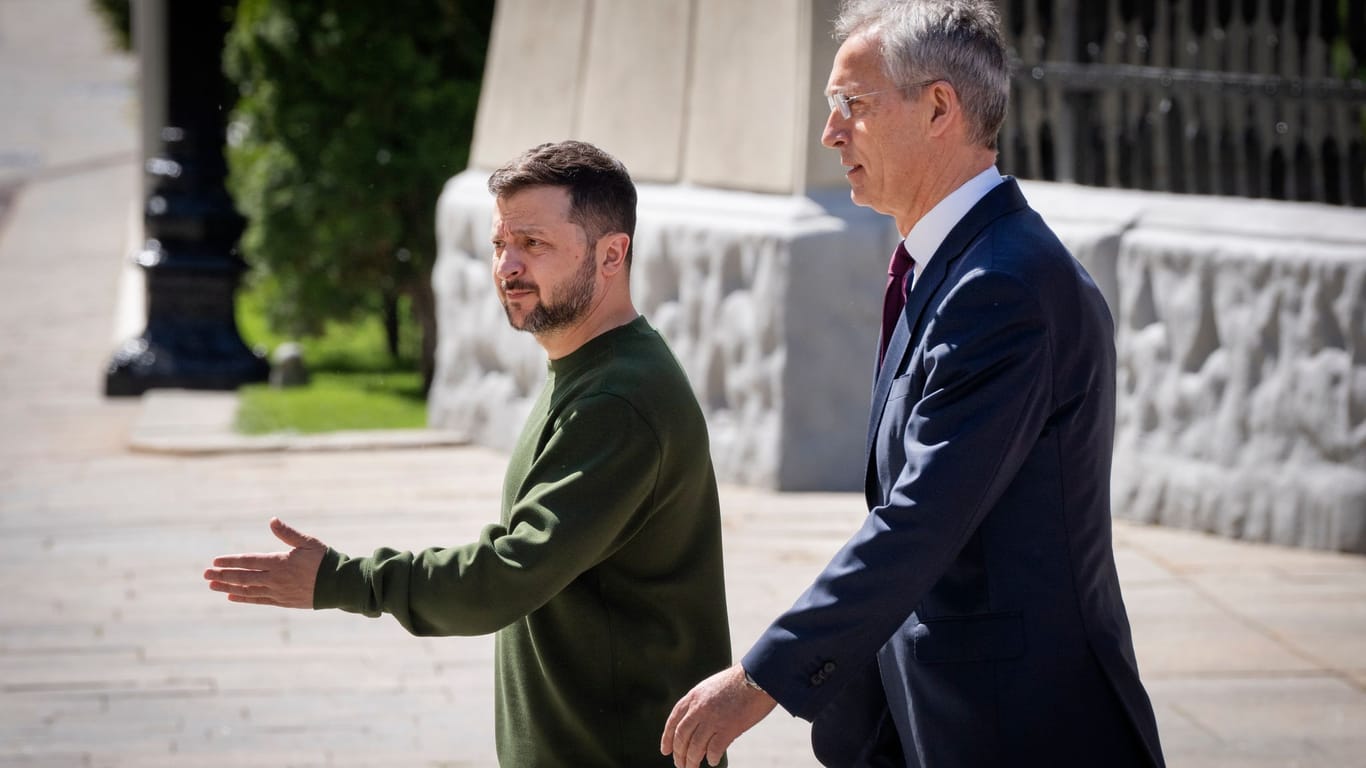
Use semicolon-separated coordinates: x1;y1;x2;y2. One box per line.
430;0;894;490
1113;201;1366;552
432;172;892;490
469;0;843;192
1024;182;1366;553
429;0;1366;551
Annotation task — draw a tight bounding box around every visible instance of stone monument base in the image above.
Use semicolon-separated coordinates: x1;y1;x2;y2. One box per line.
432;171;1366;553
430;169;893;491
1027;183;1366;554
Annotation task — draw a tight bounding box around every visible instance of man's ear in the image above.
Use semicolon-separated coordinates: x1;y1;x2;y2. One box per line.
598;232;631;276
926;81;959;136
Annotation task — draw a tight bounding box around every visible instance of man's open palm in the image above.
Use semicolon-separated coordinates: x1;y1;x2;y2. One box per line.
203;518;326;609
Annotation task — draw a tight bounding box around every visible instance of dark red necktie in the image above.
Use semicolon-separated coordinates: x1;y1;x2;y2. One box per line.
878;241;915;368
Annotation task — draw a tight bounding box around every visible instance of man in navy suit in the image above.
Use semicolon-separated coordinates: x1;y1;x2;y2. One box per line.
662;1;1166;766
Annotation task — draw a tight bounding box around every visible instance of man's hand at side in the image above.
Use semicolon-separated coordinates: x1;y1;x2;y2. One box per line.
203;517;326;609
661;664;777;768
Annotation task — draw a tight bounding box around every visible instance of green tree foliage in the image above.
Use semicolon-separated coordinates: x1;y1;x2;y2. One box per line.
90;0;131;50
224;1;494;391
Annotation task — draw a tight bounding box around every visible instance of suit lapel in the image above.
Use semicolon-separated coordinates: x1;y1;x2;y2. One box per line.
862;178;1030;477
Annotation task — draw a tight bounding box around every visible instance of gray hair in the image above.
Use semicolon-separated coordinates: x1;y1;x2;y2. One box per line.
834;0;1010;150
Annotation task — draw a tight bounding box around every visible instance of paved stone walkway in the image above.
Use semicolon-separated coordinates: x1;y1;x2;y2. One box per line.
2;2;1364;766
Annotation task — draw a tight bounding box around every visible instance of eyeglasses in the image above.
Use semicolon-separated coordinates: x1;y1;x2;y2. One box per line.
826;79;944;119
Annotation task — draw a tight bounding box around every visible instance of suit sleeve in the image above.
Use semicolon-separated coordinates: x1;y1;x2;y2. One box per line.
312;392;661;636
743;267;1055;720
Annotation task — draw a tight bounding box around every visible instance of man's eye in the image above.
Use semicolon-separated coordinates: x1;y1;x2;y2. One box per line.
527;238;542;247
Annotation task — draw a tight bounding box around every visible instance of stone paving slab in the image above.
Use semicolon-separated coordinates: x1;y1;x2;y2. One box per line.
4;443;1365;766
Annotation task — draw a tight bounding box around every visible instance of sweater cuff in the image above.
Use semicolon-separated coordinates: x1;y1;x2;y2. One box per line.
312;546;363;611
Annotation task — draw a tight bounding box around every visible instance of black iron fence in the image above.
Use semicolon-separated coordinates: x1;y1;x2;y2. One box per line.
999;0;1366;206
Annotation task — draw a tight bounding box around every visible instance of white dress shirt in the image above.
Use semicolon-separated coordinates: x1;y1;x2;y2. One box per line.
902;166;1004;290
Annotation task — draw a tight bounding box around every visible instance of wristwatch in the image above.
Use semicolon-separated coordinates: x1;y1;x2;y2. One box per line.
742;668;765;693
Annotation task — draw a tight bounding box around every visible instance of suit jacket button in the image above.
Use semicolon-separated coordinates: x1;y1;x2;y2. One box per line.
822;661;837;673
809;673;824;686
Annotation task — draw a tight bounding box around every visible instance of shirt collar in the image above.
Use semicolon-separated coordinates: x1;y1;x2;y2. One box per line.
903;166;1003;288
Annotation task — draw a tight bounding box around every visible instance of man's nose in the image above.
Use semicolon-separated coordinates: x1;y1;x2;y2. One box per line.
821;111;846;149
494;250;524;281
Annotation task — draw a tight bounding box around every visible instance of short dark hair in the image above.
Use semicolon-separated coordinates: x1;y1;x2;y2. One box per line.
487;140;638;264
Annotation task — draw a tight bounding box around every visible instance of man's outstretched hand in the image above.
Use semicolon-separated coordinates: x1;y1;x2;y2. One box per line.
203;518;326;609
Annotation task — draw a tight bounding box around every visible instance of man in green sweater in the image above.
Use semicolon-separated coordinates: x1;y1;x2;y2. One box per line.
204;140;732;767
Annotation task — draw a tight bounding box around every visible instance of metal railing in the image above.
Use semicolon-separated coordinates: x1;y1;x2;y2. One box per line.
998;0;1366;206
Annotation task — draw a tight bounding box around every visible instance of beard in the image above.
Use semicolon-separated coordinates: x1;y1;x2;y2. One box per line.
501;247;598;334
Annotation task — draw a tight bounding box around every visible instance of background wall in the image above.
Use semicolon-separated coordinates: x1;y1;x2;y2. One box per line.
468;0;845;194
1029;184;1366;553
429;0;1366;552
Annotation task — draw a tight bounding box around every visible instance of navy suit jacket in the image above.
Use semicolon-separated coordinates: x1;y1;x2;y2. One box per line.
743;179;1165;767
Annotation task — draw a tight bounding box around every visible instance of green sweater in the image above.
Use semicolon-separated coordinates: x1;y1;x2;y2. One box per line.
314;316;732;766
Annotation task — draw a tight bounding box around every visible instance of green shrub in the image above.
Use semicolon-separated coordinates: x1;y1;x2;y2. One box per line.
90;0;132;50
235;372;427;434
224;1;494;393
234;281;426;434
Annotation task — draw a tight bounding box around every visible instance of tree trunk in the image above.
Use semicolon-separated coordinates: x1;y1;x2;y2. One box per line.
408;274;438;398
382;290;401;361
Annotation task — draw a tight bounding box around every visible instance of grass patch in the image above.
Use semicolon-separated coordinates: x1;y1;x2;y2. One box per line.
235;372;427;434
233;283;427;434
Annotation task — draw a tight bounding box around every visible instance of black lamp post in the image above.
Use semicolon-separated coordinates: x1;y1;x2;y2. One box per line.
105;0;267;396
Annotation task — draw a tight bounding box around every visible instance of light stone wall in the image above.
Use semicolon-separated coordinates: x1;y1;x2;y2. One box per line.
430;171;891;491
432;176;1366;551
1025;184;1366;554
432;0;878;491
430;0;1366;552
468;0;845;192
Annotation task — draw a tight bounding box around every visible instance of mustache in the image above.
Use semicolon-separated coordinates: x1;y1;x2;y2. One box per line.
500;278;537;292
